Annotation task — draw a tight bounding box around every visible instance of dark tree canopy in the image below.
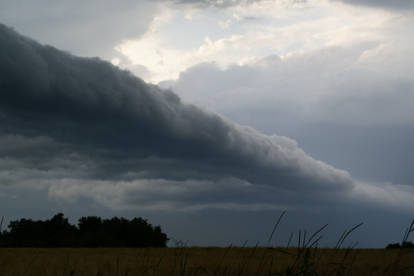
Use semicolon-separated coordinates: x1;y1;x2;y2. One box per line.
0;213;168;248
386;241;414;249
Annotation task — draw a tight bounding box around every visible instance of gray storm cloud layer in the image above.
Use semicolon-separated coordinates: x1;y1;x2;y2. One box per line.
168;43;414;128
0;23;361;211
173;0;414;10
332;0;414;10
172;0;267;7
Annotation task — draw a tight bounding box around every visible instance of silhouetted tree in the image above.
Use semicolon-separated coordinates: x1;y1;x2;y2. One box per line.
386;241;414;249
78;216;104;247
46;213;78;247
0;213;168;248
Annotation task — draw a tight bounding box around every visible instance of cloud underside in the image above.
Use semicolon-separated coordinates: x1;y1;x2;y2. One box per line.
172;0;414;10
332;0;414;10
0;23;411;212
171;0;265;7
168;41;414;127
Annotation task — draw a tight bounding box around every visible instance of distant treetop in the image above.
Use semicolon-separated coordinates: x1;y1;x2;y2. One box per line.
0;213;168;248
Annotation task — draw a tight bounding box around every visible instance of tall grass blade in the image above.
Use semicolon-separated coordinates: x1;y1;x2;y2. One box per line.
402;219;414;243
335;230;347;249
286;232;294;248
305;224;328;248
267;210;286;246
0;216;4;232
336;223;363;249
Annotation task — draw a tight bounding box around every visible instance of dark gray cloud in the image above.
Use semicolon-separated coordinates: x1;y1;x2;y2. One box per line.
0;23;360;211
331;0;414;10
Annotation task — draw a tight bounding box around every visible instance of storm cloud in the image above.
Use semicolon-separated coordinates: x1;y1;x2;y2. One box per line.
167;43;414;127
171;0;414;10
1;23;412;213
170;0;261;7
331;0;414;10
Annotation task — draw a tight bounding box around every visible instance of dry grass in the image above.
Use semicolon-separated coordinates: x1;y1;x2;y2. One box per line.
0;215;412;275
0;247;413;275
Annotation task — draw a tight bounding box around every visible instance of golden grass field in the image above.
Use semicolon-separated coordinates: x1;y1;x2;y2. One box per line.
0;247;413;276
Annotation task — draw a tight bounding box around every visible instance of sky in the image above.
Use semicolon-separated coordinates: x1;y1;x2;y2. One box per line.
0;0;413;248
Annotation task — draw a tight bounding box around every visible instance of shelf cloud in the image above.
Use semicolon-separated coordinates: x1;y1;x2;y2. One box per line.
1;23;411;212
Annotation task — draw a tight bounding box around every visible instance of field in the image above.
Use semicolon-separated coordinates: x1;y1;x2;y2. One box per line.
0;247;414;276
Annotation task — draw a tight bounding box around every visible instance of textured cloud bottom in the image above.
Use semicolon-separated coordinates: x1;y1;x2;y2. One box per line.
171;0;414;10
0;23;411;211
332;0;414;10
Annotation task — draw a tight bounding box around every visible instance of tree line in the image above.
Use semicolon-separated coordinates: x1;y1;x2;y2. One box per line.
386;241;414;249
0;213;168;248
